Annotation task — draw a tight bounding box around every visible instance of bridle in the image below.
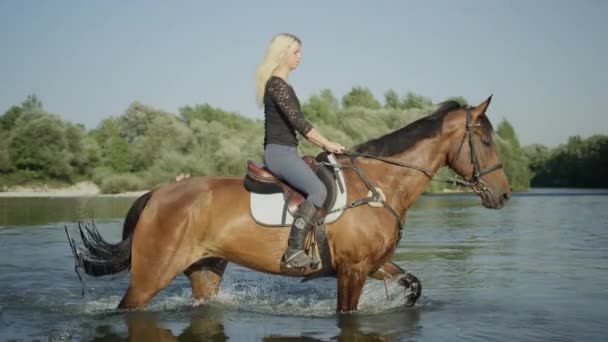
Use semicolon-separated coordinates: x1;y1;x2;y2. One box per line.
328;107;504;232
344;107;503;195
450;107;503;193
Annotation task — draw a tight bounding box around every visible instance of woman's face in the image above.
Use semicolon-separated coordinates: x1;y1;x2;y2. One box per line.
284;41;301;70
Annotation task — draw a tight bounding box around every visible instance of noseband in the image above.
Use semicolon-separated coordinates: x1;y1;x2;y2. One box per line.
451;108;503;194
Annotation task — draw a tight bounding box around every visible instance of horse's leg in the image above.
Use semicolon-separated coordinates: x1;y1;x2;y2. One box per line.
118;226;195;309
337;266;367;313
184;257;228;300
369;260;422;306
119;253;188;309
369;260;405;280
119;256;187;310
119;273;174;310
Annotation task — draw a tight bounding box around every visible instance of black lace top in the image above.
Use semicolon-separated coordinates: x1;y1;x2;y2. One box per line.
263;76;313;147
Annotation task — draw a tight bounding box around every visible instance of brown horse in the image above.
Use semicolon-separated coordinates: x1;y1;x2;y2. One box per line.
68;96;510;312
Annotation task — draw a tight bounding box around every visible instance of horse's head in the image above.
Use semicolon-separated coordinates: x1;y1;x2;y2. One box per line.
445;96;511;209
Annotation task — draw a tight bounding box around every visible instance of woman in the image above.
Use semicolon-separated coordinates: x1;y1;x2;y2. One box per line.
255;33;345;268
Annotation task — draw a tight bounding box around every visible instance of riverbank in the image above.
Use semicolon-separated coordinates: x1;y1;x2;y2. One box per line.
0;180;469;198
0;181;147;197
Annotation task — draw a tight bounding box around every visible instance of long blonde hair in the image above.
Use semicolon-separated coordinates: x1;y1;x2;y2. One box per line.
255;33;301;108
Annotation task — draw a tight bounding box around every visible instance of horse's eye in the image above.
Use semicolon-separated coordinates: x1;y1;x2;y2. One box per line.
477;133;491;146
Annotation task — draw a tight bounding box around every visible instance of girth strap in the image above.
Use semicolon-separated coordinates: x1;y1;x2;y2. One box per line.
348;155;405;232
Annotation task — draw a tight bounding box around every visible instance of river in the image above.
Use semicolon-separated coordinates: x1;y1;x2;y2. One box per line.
0;188;606;341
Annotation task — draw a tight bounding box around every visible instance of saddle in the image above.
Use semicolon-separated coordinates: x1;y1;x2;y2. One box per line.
243;152;347;278
243;153;341;221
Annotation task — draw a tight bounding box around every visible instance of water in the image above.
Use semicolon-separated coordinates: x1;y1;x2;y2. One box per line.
1;189;607;341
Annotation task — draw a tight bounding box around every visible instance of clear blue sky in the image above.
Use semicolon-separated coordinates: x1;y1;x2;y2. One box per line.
1;0;606;147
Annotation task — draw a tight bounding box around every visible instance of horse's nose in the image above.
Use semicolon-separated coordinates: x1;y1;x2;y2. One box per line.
502;192;511;201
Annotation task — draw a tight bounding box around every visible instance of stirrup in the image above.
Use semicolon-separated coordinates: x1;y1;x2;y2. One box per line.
284;250;311;268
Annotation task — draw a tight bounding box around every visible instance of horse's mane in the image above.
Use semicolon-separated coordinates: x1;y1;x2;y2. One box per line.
354;101;463;157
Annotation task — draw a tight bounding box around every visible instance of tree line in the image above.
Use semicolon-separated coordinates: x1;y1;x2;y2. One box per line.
2;89;599;194
524;135;608;188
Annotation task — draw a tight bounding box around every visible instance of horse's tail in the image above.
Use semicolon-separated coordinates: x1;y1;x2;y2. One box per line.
67;191;153;277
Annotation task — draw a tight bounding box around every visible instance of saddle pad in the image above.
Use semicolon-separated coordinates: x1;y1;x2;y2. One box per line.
249;155;347;226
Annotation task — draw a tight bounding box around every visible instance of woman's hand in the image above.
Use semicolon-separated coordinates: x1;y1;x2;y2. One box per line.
324;141;346;154
304;129;345;154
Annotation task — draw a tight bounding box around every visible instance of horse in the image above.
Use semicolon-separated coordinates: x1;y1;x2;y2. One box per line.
67;96;510;312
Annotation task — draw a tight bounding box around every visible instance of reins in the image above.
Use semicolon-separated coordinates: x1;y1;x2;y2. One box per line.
320;107;504;232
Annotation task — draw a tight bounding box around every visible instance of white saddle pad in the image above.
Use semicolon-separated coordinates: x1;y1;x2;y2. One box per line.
249;154;347;226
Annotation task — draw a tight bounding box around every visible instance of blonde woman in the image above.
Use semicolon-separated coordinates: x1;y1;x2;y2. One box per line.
256;33;345;268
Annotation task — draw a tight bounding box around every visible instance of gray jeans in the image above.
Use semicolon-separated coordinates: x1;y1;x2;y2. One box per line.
263;144;327;208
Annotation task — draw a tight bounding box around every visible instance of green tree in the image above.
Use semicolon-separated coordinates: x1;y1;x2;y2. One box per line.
0;129;12;172
89;117;122;145
302;89;339;125
130;114;192;172
21;94;43;113
319;89;339;111
179;103;254;130
0;106;23;130
496;120;520;149
65;123;89;174
523;144;550;179
0;89;543;194
119;102;167;143
401;92;432;109
495;119;531;191
90;117;132;172
8;112;73;179
104;136;133;173
384;89;401;109
583;135;608;187
528;135;608;188
82;135;101;171
342;87;381;109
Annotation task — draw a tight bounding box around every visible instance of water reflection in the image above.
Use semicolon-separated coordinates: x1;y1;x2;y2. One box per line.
86;305;422;342
88;309;227;342
126;311;227;342
336;310;421;341
0;197;136;226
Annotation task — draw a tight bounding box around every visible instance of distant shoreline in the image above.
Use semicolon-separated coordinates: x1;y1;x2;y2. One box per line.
0;181;147;198
2;182;605;199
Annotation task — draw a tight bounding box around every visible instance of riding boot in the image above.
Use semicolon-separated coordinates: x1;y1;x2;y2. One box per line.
284;200;318;268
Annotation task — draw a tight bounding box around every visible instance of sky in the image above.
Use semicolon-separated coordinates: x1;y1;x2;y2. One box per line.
1;0;606;147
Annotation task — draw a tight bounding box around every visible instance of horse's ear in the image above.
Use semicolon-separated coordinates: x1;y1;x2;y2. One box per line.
473;95;493;117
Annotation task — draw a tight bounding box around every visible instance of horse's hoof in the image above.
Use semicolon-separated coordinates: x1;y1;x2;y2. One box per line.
398;273;422;307
338;309;356;315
